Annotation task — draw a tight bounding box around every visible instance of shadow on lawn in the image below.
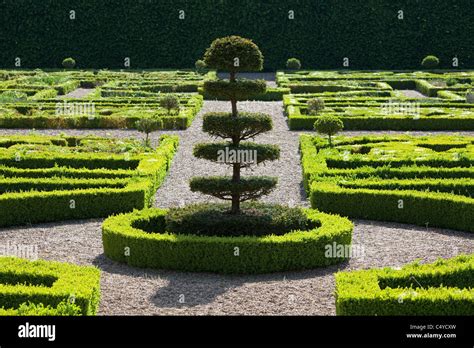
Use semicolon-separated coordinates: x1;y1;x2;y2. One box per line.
92;253;349;308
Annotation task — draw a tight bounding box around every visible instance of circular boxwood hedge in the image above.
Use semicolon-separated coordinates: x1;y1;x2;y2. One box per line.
102;208;353;274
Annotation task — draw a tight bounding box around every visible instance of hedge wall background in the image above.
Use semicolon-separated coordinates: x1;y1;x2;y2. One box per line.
1;0;473;70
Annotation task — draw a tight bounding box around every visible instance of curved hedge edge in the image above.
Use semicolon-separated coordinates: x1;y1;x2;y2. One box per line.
102;208;353;274
0;257;100;315
310;182;474;233
335;254;474;315
0;135;179;227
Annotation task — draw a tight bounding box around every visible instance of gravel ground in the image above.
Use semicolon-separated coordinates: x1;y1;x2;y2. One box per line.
0;218;471;315
59;87;96;99
0;100;472;315
154;101;308;208
399;90;429;98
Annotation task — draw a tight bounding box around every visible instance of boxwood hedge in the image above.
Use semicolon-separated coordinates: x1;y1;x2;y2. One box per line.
0;134;178;227
0;257;100;316
102;208;353;274
335;254;474;315
2;1;473;70
301;134;474;232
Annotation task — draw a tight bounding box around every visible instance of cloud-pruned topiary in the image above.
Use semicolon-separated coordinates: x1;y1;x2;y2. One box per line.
192;36;279;214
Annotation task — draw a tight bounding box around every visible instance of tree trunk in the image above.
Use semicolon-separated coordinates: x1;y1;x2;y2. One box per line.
230;71;237;118
231;163;240;214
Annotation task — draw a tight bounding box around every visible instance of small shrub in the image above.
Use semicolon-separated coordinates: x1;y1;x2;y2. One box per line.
159;95;180;115
421;55;439;69
286;58;301;70
164;202;317;237
307;97;325;115
314;115;344;146
446;78;459;86
135;117;161;147
62;57;76;69
195;59;207;74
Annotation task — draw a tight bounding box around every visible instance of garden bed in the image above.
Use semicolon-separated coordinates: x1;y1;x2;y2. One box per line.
0;134;178;227
335;254;474;315
102;207;353;274
300;134;474;232
0;257;100;316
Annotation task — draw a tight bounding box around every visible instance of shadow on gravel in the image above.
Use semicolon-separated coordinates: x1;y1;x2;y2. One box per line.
91;253;349;309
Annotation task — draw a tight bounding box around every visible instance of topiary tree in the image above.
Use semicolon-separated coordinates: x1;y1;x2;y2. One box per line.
286;58;301;70
136;117;161;148
195;59;207;74
421;55;439;69
307;97;325;115
62;58;76;69
314;115;344;147
159;95;180;115
191;36;279;214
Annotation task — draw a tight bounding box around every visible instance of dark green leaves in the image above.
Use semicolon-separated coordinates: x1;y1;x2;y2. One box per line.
204;79;266;101
193;142;280;166
202;112;273;140
204;36;264;72
190;176;277;201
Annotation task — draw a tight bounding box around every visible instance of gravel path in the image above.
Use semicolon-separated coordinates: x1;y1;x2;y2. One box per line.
0;100;472;315
0;218;471;315
399;89;429;98
154;101;308;208
59;88;96;99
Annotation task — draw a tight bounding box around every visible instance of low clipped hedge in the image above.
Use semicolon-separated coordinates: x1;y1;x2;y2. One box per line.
0;257;100;316
0;94;203;130
335;254;474;315
0;135;179;227
310;182;474;232
287;105;474;131
102;208;353;274
300;134;474;232
199;86;290;101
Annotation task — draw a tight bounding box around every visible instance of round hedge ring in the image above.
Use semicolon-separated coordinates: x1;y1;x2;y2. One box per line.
102;208;353;274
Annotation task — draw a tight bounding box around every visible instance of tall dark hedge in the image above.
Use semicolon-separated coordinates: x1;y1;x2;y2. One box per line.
1;0;473;70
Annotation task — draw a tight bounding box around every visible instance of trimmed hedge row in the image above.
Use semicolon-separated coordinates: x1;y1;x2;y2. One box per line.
285;100;474;131
2;1;473;70
288;113;474;131
198;86;290;101
335;254;474;315
300;134;474;232
0;257;100;316
102;208;353;274
0;134;179;227
0;94;203;130
310;182;474;232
